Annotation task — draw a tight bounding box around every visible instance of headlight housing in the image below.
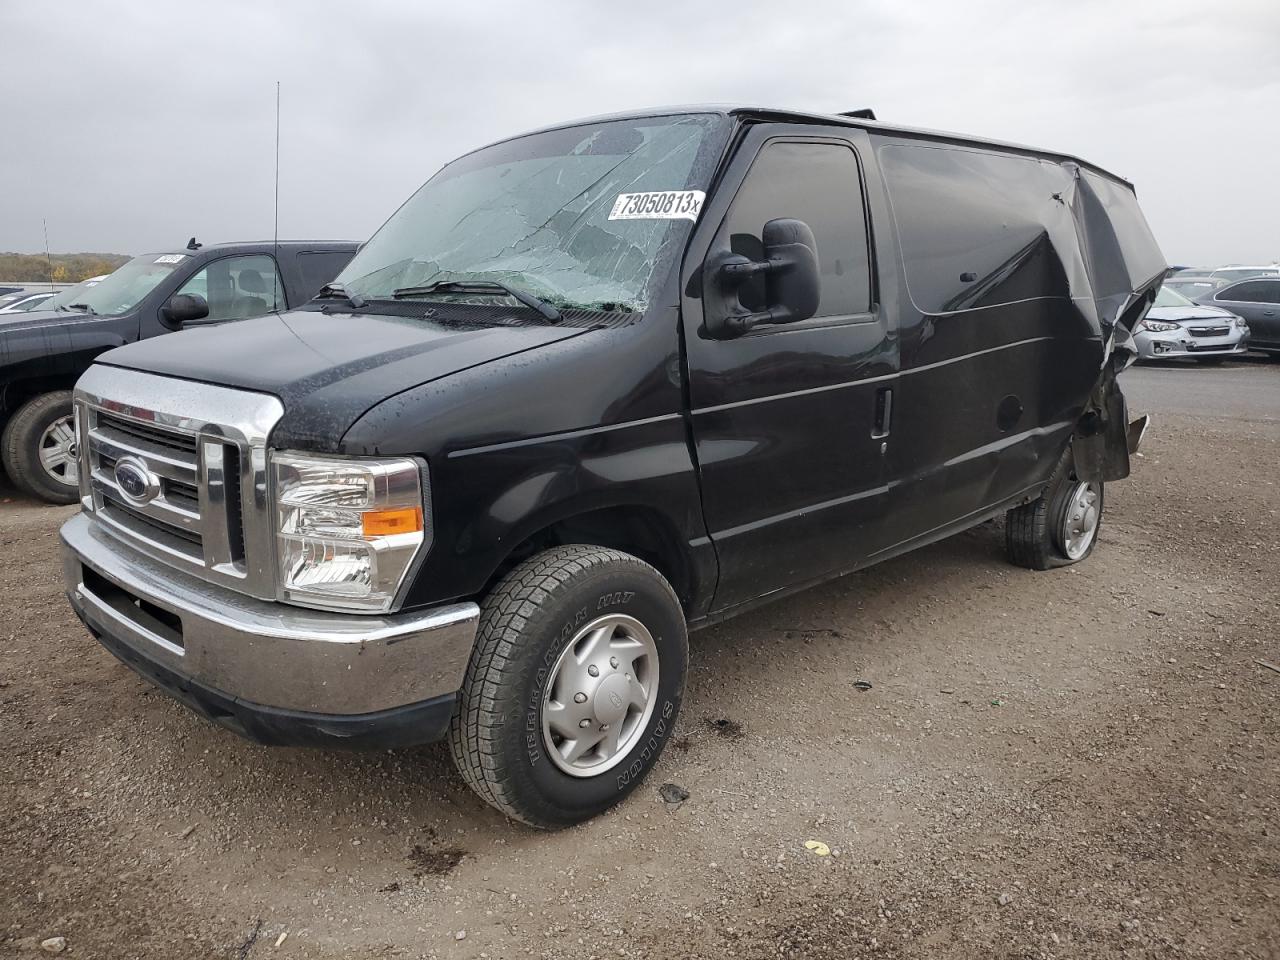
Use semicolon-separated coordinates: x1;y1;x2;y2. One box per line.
272;452;428;613
1139;319;1180;333
1233;316;1250;331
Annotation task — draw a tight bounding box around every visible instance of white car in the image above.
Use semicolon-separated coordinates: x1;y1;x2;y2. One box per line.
0;290;57;313
1208;265;1280;283
18;275;109;315
1134;285;1249;363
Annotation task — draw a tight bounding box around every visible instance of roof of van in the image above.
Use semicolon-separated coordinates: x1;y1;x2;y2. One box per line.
498;105;1135;188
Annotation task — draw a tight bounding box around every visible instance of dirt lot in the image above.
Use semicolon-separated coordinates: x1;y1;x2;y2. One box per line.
2;363;1277;960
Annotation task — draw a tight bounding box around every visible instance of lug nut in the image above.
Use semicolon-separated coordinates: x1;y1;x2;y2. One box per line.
609;656;619;669
573;692;587;704
587;665;600;677
578;719;591;729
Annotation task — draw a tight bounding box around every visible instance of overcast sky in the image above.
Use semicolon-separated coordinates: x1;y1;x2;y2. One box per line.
1;0;1277;268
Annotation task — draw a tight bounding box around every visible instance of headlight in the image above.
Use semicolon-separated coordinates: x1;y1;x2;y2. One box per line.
1139;319;1180;333
1234;316;1250;331
271;452;428;613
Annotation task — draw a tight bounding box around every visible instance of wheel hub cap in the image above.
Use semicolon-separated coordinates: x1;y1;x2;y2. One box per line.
1061;481;1101;560
38;414;79;487
541;613;659;778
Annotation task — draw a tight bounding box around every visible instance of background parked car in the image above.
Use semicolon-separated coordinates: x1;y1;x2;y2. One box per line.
1209;265;1280;283
1196;276;1280;355
0;241;357;503
1134;285;1249;364
0;290;57;313
1163;275;1229;300
31;274;108;312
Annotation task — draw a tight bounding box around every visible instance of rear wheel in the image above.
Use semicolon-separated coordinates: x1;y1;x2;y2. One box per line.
448;545;687;828
2;391;79;504
1005;448;1103;570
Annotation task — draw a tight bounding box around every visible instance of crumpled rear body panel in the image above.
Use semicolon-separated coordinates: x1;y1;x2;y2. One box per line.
875;137;1165;486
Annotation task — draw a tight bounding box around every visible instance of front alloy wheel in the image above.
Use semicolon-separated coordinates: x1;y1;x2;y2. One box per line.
2;391;81;504
38;414;79;488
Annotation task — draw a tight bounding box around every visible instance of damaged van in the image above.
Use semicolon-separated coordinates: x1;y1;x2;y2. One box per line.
60;107;1164;827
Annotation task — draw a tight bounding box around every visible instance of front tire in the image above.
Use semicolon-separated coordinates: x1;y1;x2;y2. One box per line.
1005;448;1104;570
2;391;79;505
448;545;687;828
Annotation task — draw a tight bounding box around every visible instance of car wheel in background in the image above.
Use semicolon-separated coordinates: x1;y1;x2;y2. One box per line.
1005;447;1104;570
2;391;80;505
449;544;687;828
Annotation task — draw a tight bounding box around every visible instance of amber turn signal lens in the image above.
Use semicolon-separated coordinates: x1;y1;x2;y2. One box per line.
361;506;424;537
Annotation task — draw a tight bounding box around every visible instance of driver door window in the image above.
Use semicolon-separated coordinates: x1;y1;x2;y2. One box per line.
176;255;284;321
719;141;871;321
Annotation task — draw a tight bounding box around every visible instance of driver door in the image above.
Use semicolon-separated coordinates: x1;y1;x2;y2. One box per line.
681;126;898;612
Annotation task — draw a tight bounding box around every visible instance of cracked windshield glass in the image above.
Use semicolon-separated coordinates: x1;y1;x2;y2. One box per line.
333;113;727;315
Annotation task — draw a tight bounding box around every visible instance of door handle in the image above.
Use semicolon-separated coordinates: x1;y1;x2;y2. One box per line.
871;386;893;439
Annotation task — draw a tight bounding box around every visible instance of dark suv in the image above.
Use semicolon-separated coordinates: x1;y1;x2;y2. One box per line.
1;241;356;502
59;107;1163;828
1195;277;1280;354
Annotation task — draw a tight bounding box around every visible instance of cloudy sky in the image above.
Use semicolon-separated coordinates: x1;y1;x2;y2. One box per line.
1;0;1277;267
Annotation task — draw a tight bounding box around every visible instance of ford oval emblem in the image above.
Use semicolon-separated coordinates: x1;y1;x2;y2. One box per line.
114;456;160;505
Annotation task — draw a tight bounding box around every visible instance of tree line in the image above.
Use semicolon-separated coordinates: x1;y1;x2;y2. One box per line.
0;252;131;283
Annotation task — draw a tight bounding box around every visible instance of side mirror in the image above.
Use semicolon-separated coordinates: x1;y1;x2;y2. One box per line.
162;293;210;327
705;218;821;338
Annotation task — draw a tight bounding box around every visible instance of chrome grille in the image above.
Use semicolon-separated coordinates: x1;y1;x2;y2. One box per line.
74;366;285;600
1189;326;1230;337
87;411;207;565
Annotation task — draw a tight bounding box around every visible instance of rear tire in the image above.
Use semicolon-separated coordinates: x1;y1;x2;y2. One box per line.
448;545;687;828
2;391;79;505
1005;448;1103;570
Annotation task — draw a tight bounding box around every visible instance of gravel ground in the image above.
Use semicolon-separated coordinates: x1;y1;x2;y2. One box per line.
1;362;1277;959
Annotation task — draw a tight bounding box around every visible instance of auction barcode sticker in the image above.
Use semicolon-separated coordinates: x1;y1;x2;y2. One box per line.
608;190;705;222
154;254;187;264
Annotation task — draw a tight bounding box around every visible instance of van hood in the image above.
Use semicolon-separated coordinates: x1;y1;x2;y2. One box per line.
94;308;593;450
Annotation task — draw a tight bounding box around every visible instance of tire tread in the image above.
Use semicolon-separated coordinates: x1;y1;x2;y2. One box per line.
1;390;78;505
448;544;680;826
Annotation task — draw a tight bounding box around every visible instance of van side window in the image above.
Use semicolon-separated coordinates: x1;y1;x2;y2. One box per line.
721;142;871;319
176;255;285;321
879;144;1083;314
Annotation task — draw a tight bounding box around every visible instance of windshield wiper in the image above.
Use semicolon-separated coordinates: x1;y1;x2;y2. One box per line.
314;282;367;309
68;303;97;314
392;280;561;322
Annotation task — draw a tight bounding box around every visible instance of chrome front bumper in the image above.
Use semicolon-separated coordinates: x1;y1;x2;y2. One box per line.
61;512;479;737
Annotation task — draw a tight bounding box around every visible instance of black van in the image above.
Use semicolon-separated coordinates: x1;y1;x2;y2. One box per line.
0;241;357;503
59;107;1164;828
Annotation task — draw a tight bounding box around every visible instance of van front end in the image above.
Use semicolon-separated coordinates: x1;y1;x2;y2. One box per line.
59;364;479;748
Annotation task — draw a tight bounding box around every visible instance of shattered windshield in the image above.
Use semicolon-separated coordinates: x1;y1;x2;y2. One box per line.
333;113;729;315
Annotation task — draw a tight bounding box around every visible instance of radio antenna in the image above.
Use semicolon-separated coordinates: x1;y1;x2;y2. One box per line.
42;219;54;291
273;80;281;303
273;81;281;256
